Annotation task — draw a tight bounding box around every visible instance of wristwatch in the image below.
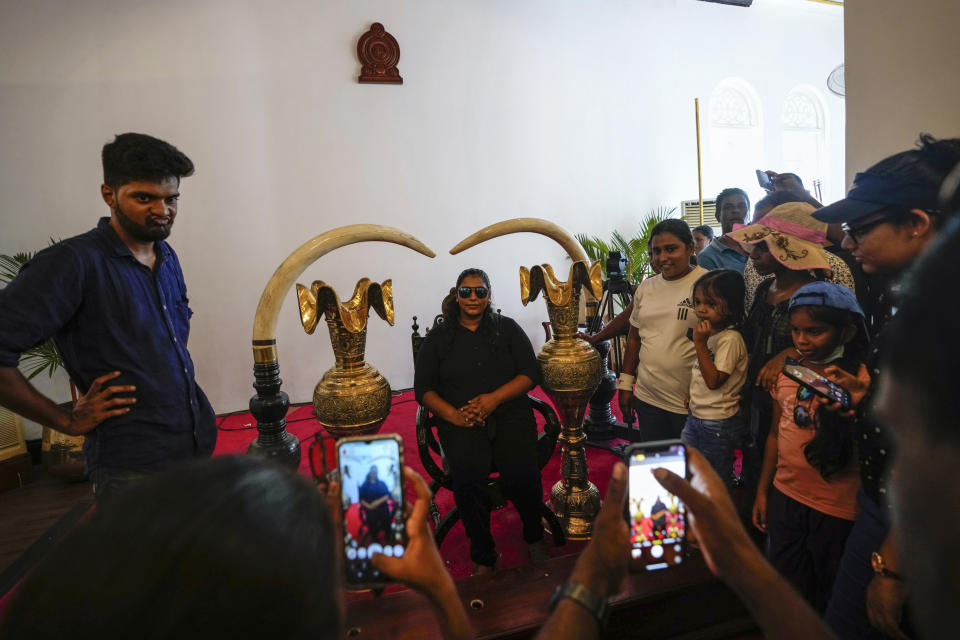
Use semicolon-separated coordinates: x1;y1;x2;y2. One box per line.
871;552;903;581
548;581;610;631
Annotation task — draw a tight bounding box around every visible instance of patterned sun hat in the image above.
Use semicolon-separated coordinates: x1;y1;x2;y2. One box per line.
726;202;832;271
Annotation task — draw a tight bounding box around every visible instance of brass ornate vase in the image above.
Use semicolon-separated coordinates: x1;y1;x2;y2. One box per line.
297;278;393;437
248;224;435;469
521;261;604;540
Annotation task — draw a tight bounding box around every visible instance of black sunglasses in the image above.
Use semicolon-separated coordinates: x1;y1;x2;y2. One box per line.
458;286;489;299
793;385;815;428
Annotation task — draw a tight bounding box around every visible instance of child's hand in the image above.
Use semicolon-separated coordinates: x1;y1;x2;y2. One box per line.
752;492;768;532
692;320;712;345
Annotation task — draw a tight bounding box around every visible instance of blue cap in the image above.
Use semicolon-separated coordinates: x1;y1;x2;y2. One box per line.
788;282;864;317
813;170;942;224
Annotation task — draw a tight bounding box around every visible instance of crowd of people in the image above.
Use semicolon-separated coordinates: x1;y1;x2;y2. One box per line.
0;132;958;640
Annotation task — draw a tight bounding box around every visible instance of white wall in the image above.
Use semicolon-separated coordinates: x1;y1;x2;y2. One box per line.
844;0;960;184
0;0;844;430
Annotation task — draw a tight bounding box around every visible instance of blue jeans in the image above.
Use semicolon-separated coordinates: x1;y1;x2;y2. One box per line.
681;413;747;486
824;490;894;639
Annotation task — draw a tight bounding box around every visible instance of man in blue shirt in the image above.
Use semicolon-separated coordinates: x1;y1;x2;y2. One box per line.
696;187;751;274
0;133;216;504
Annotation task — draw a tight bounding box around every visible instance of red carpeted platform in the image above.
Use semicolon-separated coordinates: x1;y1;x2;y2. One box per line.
213;389;623;580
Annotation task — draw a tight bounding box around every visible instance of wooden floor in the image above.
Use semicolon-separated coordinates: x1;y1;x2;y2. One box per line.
0;467;763;639
0;466;93;594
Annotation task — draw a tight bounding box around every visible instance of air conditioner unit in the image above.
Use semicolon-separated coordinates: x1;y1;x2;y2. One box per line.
0;406;28;463
681;199;719;229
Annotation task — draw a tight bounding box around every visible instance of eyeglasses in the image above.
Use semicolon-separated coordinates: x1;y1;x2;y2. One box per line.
841;213;890;243
458;286;489;299
793;385;815;428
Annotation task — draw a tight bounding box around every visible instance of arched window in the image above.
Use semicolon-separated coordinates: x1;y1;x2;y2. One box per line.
708;78;764;197
781;86;827;199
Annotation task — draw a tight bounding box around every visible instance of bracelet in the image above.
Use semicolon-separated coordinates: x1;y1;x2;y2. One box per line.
548;581;610;631
616;374;635;391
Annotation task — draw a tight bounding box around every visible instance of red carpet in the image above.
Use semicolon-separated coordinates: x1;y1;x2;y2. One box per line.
214;389;623;580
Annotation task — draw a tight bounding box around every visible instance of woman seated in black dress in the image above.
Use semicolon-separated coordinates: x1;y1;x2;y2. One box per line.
414;268;546;574
358;465;393;543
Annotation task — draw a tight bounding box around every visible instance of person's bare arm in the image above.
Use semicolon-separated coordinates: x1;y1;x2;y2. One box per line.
618;325;642;424
654;450;837;640
535;463;629;640
370;467;473;640
692;321;728;389
752;402;781;532
0;367;136;436
421;390;476;427
866;530;909;640
756;346;800;392
360;495;389;510
582;302;634;344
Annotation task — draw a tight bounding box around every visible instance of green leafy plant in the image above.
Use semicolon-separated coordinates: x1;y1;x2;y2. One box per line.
0;242;65;380
576;206;676;284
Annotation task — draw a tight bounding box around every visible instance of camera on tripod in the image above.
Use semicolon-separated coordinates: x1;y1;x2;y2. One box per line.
605;250;631;296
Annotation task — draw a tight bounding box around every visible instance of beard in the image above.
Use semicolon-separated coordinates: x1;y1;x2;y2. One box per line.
113;204;173;242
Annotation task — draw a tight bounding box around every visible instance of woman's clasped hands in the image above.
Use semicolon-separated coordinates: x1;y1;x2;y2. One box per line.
456;393;501;427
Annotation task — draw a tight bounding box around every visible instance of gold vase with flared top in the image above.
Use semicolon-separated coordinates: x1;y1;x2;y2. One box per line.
521;260;604;540
297;278;393;437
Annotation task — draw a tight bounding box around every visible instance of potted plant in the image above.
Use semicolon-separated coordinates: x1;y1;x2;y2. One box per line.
576;206;676;309
0;245;86;480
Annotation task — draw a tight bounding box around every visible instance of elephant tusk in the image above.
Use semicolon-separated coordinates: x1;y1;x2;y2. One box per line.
449;218;588;264
252;225;434;363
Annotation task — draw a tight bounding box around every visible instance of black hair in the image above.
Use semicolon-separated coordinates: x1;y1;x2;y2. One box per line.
788;304;868;479
779;172;804;188
715;187;751;218
693;269;745;330
0;456;340;640
437;268;500;347
884;214;960;444
650;218;694;248
692;224;715;239
102;132;195;189
753;190;821;221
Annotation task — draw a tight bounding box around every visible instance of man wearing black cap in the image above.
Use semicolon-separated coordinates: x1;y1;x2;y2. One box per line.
812;134;960;639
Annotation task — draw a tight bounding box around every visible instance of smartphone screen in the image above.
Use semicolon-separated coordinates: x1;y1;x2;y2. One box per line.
756;169;773;190
336;435;406;587
626;440;687;572
782;361;851;408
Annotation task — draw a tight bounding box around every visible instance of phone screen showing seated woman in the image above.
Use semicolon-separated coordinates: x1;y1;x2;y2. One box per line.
627;444;687;571
338;438;405;585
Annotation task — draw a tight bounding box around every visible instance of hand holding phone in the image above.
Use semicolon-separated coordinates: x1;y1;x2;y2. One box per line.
652;448;761;581
782;360;852;409
337;434;407;589
625;440;687;572
756;169;774;191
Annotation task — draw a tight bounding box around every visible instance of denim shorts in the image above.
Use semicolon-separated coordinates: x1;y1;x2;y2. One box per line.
681;413;748;486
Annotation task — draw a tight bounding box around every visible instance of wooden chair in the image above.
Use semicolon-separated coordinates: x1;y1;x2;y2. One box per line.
410;315;567;547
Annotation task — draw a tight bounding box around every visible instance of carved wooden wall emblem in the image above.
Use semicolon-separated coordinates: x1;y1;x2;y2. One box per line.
357;23;403;84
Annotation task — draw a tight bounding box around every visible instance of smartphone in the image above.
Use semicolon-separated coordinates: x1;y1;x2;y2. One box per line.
624;440;687;572
782;359;852;409
336;433;407;589
756;169;774;191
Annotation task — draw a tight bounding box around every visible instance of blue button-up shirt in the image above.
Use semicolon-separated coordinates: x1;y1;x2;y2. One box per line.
0;218;216;472
696;239;748;274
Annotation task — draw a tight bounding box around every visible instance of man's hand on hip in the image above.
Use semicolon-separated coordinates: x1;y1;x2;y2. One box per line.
66;371;137;435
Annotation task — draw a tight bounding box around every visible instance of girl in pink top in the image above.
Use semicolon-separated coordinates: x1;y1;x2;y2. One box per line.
751;282;867;612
